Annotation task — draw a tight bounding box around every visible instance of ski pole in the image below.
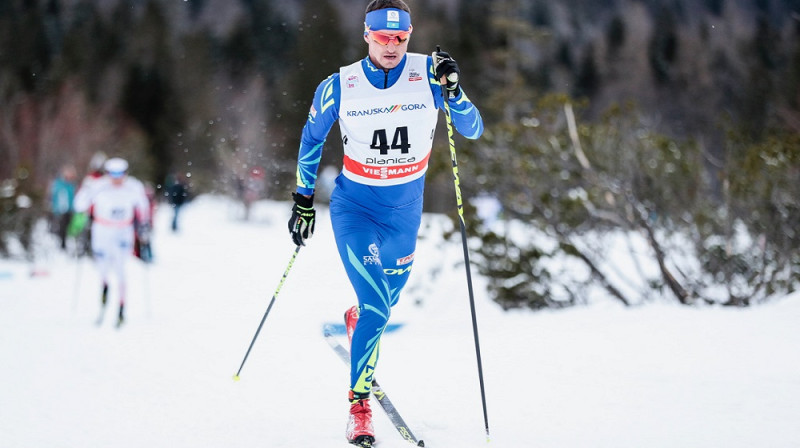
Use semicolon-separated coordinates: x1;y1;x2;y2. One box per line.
72;236;83;313
142;253;152;318
233;245;301;381
434;46;491;443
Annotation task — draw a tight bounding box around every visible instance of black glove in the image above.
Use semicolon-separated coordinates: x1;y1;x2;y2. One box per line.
433;50;461;99
288;193;315;246
136;222;151;244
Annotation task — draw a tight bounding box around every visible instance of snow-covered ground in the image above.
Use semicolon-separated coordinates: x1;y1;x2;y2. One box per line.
1;195;799;448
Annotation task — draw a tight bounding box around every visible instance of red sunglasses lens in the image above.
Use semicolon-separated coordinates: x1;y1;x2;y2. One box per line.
370;31;409;45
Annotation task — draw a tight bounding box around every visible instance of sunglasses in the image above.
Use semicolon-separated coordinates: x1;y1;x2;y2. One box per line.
368;30;411;46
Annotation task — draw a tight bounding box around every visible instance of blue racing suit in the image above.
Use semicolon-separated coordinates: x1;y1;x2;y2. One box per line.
294;53;483;395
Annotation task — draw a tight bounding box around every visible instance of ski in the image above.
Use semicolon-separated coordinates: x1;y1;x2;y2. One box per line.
323;325;425;447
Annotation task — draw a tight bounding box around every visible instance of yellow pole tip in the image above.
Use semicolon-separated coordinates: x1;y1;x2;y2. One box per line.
232;375;240;381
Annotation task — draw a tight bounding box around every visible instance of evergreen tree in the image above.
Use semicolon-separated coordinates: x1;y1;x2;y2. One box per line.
648;5;678;85
120;0;183;184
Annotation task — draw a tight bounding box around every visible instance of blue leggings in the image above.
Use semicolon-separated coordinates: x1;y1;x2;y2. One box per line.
330;192;422;394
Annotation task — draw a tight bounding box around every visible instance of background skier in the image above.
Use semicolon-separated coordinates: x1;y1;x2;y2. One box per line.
69;157;151;327
48;164;77;251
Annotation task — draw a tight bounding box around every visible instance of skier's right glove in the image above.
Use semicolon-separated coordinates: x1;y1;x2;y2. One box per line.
67;212;88;237
288;193;315;246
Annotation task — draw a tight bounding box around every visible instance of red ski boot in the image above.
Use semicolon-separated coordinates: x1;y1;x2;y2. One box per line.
344;305;359;344
346;391;374;447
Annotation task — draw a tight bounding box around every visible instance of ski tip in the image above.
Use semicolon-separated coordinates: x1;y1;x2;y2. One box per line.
232;374;241;382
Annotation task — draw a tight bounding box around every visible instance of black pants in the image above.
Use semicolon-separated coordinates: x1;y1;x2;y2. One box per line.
53;212;73;249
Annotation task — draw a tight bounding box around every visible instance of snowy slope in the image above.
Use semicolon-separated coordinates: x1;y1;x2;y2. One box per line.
1;195;799;448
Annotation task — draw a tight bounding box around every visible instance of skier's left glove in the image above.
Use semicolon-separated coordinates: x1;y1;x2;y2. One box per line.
288;193;315;246
433;50;461;99
136;222;151;244
67;212;88;237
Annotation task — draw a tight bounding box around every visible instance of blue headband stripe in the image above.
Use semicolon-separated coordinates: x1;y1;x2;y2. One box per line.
364;8;411;33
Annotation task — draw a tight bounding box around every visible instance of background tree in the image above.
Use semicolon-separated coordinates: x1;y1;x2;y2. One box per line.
1;0;798;307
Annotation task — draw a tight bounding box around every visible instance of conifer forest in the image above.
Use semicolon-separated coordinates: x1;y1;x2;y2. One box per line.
2;0;799;309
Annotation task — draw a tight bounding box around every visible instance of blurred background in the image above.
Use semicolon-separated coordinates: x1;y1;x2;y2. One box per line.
1;0;798;309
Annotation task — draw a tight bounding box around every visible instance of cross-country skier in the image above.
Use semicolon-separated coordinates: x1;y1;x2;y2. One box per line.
69;157;151;327
287;1;483;445
48;164;77;250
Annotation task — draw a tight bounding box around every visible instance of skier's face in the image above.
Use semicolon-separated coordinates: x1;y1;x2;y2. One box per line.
365;28;411;71
109;172;126;186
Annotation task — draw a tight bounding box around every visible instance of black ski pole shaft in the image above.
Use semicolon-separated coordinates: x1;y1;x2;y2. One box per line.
434;45;491;442
142;247;152;318
233;245;301;381
72;239;82;313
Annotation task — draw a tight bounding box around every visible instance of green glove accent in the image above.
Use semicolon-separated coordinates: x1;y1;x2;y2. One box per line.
67;212;89;237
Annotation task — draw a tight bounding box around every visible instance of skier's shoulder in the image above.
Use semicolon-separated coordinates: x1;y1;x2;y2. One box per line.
306;72;342;128
79;174;98;190
123;176;146;192
312;71;340;96
87;175;112;191
314;72;341;105
406;52;429;63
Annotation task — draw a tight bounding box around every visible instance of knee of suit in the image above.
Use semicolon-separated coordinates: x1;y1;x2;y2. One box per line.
359;303;391;331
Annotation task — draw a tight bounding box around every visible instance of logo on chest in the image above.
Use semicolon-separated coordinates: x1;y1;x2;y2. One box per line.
345;103;427;117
